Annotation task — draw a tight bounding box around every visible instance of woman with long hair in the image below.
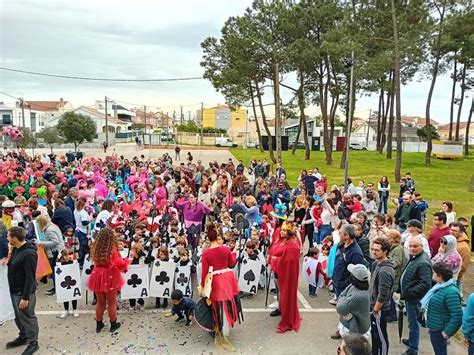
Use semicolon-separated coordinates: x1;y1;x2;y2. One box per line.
268;222;301;333
200;224;242;351
87;228;130;333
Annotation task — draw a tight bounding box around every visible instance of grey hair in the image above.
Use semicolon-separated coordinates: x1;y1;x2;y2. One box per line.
341;224;356;239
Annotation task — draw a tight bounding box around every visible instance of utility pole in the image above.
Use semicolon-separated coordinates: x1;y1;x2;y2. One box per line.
104;96;109;146
188;111;191;122
344;51;355;193
366;109;372;147
160;111;164;146
180;106;183;125
144;105;147;134
20;97;26;128
200;102;204;146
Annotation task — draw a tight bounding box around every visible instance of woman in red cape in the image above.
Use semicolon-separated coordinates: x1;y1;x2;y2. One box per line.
269;222;302;333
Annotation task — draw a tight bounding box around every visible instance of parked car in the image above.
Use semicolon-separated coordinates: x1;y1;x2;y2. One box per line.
215;137;238;147
349;142;368;150
290;141;307;149
246;141;260;148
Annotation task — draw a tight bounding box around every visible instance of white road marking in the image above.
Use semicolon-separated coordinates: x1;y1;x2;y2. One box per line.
35;307;335;316
297;290;313;309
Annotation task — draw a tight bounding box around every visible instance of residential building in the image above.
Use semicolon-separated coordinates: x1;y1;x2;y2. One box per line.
352;121;420;143
48;106;129;134
438;122;470;141
196;104;246;130
282;119;344;142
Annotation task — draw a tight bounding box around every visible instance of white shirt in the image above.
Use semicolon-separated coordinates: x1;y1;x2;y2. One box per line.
74;209;89;234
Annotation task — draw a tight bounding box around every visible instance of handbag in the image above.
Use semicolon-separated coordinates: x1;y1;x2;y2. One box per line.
194;297;214;333
417;308;427;328
35;245;52;280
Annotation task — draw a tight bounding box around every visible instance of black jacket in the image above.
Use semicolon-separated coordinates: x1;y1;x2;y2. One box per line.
7;242;37;300
64;197;76;216
52;206;75;232
400;252;432;302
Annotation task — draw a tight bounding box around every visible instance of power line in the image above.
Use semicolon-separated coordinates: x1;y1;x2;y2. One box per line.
0;66;204;82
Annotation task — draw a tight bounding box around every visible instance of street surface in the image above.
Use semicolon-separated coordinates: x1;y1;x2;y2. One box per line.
2;272;466;354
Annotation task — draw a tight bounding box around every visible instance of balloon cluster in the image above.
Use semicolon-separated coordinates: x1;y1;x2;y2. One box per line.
2;126;23;142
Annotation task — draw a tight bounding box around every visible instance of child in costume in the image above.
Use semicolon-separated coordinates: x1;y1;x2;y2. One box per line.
128;244;145;311
154;246;170;309
57;248;80;319
306;247;327;298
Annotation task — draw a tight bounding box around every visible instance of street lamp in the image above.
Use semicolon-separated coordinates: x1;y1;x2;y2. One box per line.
343;51;355;193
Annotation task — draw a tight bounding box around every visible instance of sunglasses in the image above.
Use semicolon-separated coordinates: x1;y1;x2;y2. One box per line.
440;238;448;245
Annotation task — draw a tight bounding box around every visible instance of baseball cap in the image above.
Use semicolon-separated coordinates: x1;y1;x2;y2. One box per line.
407;219;423;230
2;200;15;208
347;264;370;281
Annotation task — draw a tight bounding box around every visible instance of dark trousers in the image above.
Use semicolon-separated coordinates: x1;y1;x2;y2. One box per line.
308;284;317;296
371;310;389;355
11;293;39;343
48;250;59;285
378;195;388;214
63;300;77;311
388;294;397;320
75;231;89;268
406;301;421;353
469;341;474;355
429;330;448;355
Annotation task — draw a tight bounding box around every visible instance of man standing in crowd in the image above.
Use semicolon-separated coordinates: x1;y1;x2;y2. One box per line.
449;222;471;303
405;172;416;192
332;224;364;302
174;145;181;161
394;192;421;233
400;235;432;355
398;178;411;204
272;181;290;209
64;187;78;216
338;194;353;223
369;237;394;355
5;227;39;354
427;212;450;257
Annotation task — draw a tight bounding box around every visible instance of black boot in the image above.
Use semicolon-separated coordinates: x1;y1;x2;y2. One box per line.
110;321;121;333
21;341;39;355
155;298;161;309
96;321;105;333
6;337;28;349
162;299;168;309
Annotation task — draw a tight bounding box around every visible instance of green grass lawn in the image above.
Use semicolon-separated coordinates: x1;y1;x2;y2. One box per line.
230;148;474;229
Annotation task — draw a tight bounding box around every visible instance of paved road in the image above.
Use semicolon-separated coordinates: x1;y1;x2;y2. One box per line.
29;143;238;167
2;271;466;354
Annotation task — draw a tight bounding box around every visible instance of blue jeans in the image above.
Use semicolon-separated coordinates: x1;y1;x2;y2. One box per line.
308;284;317;296
378;194;388;214
388;294;397;320
406;301;421;353
429;330;447;355
315;224;332;245
469;341;474;355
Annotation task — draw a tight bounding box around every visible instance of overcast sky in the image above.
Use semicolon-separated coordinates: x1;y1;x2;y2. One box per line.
0;0;471;123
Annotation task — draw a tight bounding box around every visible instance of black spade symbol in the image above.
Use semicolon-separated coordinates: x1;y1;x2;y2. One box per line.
60;275;77;290
243;269;255;285
177;273;188;287
127;274;142;288
155;271;170;285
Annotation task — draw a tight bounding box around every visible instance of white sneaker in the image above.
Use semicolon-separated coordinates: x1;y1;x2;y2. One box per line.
58;311;69;319
329;298;337;306
269;297;279;309
72;310;79;318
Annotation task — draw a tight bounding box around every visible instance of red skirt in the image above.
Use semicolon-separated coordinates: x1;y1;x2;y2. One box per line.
87;266;125;293
210;271;243;330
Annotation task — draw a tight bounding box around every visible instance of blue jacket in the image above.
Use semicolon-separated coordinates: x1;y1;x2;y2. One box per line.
51;206;75;233
333;241;364;292
463;293;474;342
0;222;8;259
64;197;76;217
272;189;290;206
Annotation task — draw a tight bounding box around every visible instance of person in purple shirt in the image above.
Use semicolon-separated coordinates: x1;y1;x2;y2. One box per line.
173;193;211;249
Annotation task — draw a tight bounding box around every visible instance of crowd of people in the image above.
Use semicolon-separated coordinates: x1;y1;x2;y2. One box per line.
0;147;472;355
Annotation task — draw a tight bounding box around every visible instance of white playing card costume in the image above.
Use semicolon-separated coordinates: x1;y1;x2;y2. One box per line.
238;258;261;294
149;260;175;298
121;264;150;300
55;262;83;303
81;256;94;291
174;263;192;297
0;265;14;322
302;257;318;287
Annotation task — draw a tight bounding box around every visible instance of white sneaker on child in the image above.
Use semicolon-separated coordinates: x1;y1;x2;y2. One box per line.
58;311;69;319
72;310;79;318
269;296;279;309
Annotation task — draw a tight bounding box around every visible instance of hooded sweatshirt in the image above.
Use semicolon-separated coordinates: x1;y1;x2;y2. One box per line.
431;235;462;280
7;242;38;300
456;233;471;280
369;259;395;312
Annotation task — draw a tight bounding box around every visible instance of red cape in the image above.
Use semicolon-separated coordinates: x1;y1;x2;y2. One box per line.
273;239;302;333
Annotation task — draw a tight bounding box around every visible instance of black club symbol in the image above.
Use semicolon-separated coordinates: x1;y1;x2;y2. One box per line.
127;274;142;288
154;261;161;268
60;276;77;290
56;268;62;275
177;273;188;287
85;265;94;275
155;271;170;285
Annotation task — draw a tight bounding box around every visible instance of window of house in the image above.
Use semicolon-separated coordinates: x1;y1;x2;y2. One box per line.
2;114;12;125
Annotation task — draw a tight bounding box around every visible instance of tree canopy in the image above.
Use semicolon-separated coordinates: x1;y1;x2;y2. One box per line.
57;112;97;151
